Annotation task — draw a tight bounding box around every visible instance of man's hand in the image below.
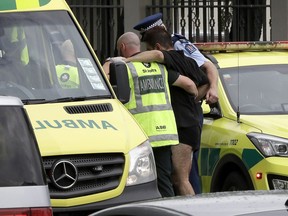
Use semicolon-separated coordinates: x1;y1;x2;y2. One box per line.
205;87;218;104
201;60;219;104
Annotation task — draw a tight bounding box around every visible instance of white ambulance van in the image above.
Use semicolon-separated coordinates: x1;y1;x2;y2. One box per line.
0;0;160;215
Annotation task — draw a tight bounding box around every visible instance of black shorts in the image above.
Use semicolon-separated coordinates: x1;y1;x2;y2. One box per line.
177;126;201;151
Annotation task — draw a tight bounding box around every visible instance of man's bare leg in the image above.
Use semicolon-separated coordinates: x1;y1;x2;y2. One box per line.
172;143;195;195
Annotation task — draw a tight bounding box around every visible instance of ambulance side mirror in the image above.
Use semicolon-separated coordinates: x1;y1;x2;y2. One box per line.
109;62;130;104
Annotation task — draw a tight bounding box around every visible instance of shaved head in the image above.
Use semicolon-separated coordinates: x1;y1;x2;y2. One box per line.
117;32;141;57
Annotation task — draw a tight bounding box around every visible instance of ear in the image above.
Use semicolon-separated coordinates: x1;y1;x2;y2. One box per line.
118;43;125;55
117;43;124;53
155;43;162;50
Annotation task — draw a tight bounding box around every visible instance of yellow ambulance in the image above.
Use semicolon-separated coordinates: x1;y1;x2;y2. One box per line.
0;0;160;215
196;42;288;193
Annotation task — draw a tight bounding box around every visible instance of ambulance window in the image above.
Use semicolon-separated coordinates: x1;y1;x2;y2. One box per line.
0;11;111;102
221;65;288;114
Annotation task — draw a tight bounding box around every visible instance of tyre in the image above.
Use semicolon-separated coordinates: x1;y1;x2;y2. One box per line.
221;171;250;191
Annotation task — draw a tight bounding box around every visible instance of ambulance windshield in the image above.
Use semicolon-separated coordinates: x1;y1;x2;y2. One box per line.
0;11;111;103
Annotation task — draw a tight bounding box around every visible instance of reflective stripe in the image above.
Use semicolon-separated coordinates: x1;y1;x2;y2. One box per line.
150;134;179;143
10;27;29;65
0;0;16;10
129;103;173;115
0;0;50;10
127;62;172;115
39;0;51;6
0;185;51;207
16;0;40;9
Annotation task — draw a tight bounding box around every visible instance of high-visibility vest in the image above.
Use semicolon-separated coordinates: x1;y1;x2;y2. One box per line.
56;64;79;89
10;26;29;65
125;61;178;148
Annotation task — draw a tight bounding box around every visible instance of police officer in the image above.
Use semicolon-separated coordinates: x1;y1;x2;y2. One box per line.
103;32;198;197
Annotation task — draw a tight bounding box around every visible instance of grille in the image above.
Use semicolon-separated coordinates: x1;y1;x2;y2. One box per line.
42;153;125;199
267;174;288;190
64;103;113;114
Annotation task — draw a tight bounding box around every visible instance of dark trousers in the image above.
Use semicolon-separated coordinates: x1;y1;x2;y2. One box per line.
153;145;175;197
189;149;201;194
189;108;203;194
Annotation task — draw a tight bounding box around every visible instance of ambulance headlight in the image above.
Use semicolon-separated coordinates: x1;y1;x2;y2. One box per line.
126;140;157;186
247;133;288;157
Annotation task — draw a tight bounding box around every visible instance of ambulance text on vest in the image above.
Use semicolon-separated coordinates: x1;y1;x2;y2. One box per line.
139;75;165;95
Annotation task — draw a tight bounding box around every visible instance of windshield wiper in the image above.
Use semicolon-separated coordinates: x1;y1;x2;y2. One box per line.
22;98;46;105
82;95;113;100
46;97;86;103
23;95;112;104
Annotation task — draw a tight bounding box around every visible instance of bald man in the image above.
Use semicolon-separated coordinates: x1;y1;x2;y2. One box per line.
103;32;140;79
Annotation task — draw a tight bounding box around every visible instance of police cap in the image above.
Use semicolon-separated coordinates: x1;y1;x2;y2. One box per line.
133;13;164;35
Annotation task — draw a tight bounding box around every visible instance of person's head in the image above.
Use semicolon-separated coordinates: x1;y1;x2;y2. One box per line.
116;32;140;58
133;13;167;40
142;26;173;51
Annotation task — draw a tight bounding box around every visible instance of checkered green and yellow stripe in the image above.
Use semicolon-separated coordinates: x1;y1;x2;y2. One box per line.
200;148;264;176
0;0;50;11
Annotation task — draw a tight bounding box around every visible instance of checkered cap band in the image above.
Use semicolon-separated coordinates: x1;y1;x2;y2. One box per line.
140;19;164;34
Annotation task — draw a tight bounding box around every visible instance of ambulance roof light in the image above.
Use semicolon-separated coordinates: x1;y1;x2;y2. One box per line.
195;41;288;52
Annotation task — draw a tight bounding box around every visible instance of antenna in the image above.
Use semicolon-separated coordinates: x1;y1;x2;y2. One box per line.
236;42;241;123
237;108;241;123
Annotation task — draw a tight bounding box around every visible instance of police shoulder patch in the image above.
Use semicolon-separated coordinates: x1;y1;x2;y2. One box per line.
184;43;197;54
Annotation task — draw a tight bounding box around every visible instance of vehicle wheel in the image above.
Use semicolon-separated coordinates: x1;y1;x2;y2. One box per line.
221;171;249;191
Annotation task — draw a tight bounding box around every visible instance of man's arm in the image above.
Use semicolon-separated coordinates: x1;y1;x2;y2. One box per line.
173;35;219;103
172;75;198;97
201;59;219;104
126;50;165;63
102;60;111;80
102;57;127;80
127;51;198;97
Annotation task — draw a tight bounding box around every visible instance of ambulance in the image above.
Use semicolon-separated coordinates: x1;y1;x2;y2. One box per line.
196;42;288;193
0;0;160;215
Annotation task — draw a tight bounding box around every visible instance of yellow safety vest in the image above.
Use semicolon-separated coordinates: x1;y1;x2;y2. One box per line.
56;65;79;89
10;26;29;65
125;62;178;148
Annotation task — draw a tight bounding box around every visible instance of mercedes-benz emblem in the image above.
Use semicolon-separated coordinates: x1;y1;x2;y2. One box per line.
51;160;78;190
